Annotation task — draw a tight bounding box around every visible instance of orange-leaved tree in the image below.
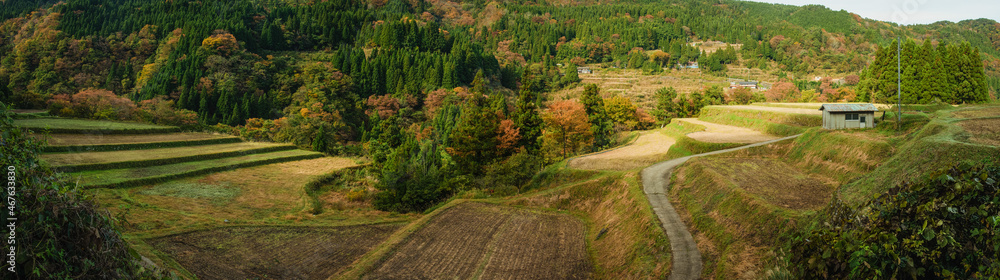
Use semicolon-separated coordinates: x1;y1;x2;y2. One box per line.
542;100;593;158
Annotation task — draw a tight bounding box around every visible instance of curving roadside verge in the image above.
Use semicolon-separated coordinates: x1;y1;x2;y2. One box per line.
641;134;802;280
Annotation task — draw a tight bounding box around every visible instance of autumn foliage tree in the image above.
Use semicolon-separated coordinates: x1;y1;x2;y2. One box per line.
47;89;137;120
542;100;592;158
200;30;240;57
766;81;800;102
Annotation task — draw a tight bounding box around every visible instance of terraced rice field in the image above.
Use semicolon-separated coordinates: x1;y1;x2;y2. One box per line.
683;156;835;210
67;149;323;188
958;117;1000;146
365;202;591;279
953;106;1000;119
678;118;778;143
37;132;240;152
151;224;402;280
20;118;398;278
42;142;293;167
569;131;676;171
14;118;178;133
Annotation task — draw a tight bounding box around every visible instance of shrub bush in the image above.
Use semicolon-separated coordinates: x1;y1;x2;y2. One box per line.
791;163;1000;279
48;89;137;120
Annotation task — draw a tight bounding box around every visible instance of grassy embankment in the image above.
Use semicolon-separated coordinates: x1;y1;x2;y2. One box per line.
667;104;1000;279
698;106;822;136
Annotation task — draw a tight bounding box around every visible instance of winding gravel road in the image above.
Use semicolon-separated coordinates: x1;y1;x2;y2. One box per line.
641;134;802;280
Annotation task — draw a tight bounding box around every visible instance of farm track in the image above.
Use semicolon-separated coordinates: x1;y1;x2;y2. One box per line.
365;202;591;280
641;134;801;280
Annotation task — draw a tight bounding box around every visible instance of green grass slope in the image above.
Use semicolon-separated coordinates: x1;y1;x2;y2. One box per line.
15;118;180;134
697;106;822;136
68;149;324;188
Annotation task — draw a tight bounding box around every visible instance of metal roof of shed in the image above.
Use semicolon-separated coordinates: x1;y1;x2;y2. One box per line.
818;103;878;112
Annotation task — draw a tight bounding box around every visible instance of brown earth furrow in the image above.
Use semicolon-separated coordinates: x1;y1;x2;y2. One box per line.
365;203;591;279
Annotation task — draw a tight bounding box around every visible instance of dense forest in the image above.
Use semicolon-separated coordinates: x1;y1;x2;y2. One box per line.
1;0;998;211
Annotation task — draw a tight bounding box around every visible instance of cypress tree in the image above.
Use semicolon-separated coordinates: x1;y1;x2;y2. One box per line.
580;84;612;150
514;73;543;152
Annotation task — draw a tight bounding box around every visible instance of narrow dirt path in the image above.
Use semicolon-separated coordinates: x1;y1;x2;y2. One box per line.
641;134;801;280
677;118;779;143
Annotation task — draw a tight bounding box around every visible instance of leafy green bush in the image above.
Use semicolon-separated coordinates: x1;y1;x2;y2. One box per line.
791;163;1000;279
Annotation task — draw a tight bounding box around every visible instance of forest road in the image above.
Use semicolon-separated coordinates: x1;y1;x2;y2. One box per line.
640;134;802;280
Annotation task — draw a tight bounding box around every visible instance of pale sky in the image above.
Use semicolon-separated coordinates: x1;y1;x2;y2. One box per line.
748;0;1000;25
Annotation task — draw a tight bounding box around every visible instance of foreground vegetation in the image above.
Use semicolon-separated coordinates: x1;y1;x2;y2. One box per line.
0;105;149;278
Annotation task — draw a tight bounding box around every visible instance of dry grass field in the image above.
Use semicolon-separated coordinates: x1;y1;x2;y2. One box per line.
685;157;835;210
552;69;730;111
364;202;591;280
569;131;676;171
952;106;1000;119
40;142;290;166
37;132;233;146
958;118;1000;146
678;118;779;143
93;157;373;235
151;224;402;280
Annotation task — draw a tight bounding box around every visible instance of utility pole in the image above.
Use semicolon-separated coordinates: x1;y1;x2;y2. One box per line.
897;36;902;130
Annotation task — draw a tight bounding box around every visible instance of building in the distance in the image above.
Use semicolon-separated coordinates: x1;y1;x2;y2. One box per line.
577;67;592;74
819;103;878;129
729;81;758;90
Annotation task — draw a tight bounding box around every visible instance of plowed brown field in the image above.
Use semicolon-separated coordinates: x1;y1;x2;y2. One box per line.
365;202;591;279
151;224;401;280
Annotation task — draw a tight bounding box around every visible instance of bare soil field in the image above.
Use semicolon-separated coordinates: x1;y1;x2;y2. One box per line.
958;118;1000;146
691;157;834;210
365;202;591;280
678;118;778;143
37;132;233;146
953;106;1000;119
151;224;402;280
569;131;676;171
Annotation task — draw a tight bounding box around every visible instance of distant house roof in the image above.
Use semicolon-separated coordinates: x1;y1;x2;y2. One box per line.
819;103;878;112
738;81;757;86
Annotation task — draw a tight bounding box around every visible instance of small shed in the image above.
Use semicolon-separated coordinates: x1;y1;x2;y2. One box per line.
819;103;878;129
577;67;592;74
730;81;758;90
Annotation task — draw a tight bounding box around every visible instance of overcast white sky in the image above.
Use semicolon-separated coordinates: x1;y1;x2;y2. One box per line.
748;0;1000;25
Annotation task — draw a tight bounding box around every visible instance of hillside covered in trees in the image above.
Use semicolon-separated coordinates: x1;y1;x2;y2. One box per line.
0;0;998;212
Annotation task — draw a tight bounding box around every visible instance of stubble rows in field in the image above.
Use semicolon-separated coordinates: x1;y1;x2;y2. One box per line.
365;202;591;280
151;224;402;280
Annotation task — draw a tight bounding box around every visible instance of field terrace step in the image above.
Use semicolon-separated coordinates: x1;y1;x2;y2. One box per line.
14;118;180;134
42;142;298;172
66;149;325;189
38;133;242;153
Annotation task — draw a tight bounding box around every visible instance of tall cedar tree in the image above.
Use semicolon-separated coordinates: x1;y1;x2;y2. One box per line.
580;84;612;150
514;72;544;152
